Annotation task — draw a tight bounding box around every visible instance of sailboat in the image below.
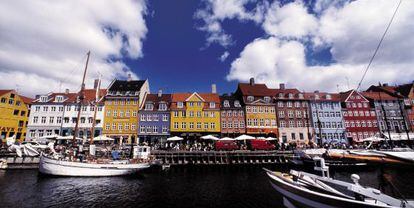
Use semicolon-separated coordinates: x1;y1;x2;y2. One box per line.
39;51;151;176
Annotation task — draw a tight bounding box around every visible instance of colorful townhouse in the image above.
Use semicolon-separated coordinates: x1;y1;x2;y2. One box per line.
61;88;106;138
103;77;150;144
366;83;414;132
362;91;406;135
273;84;312;144
0;90;33;142
27;91;75;140
220;94;246;137
234;79;278;137
170;89;221;138
305;92;346;145
340;90;379;143
138;90;171;144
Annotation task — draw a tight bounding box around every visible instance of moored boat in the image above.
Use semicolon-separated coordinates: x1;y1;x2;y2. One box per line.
39;153;150;177
264;168;414;208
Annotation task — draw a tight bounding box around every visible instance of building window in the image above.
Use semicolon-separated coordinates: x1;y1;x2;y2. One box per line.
118;124;122;130
177;102;184;108
247;96;254;102
112;123;116;130
41;116;46;124
162;126;168;133
131;124;136;130
159;103;167;111
173;122;179;129
209;102;215;108
234;100;241;107
33;116;38;123
280;121;286;128
189;111;194;117
162;115;168;121
204;122;208;129
289;120;295;128
106;110;111;118
132;111;137;117
145;103;153;110
287;102;292;108
120;111;124;118
113;110;118;117
240;121;245;128
173;111;179;117
278;102;284;107
146;114;152;121
49;117;54;124
140;114;146;121
140;126;145;133
181;122;186;129
288;111;294;118
189;122;194;129
197;122;201;129
125;123;130;130
210;123;215;129
264;96;271;103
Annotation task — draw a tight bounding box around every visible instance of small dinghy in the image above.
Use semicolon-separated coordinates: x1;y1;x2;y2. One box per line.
264;158;414;208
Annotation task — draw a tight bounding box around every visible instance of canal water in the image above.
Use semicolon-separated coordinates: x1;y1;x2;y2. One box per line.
0;165;413;208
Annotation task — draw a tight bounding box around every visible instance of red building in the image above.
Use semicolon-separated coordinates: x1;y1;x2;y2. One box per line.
340;90;379;143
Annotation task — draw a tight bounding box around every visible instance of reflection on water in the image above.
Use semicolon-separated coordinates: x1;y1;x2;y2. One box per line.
0;165;413;208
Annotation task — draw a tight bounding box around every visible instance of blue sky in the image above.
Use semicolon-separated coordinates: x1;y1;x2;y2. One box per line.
128;0;266;94
0;0;412;96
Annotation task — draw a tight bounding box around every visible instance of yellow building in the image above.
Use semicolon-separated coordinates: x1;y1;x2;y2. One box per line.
235;79;278;137
170;92;221;137
102;78;150;144
0;90;33;142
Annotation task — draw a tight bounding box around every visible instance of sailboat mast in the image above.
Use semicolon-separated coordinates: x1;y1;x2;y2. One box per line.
90;77;101;144
73;51;91;146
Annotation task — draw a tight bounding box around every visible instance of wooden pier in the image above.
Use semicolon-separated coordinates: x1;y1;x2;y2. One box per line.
151;150;296;166
0;155;39;169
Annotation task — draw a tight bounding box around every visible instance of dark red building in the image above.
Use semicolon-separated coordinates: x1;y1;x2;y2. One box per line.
340;90;379;143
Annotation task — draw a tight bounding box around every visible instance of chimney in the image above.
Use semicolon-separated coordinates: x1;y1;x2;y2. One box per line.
280;83;285;90
158;89;162;97
249;78;255;86
383;83;388;87
127;73;132;82
93;79;99;89
65;89;69;94
314;90;319;93
211;84;217;94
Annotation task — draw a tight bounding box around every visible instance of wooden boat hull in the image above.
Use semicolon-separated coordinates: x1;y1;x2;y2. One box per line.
265;170;392;208
39;155;150;177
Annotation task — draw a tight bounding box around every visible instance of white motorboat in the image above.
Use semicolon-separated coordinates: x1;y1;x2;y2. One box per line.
39;153;150;177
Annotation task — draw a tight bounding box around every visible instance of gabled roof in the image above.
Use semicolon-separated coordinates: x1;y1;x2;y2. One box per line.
185;92;205;102
237;83;275;97
0;89;13;97
340;89;369;102
20;95;34;104
108;79;146;91
171;92;220;110
395;83;414;97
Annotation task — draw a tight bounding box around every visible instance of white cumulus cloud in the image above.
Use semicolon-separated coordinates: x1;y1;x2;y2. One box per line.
0;0;148;96
225;0;414;92
219;51;230;62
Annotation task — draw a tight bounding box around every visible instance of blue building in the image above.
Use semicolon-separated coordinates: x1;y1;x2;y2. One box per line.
138;90;171;144
306;92;347;145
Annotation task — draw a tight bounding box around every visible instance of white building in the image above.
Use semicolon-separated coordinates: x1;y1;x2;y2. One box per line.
27;86;106;140
27;91;74;140
61;89;106;138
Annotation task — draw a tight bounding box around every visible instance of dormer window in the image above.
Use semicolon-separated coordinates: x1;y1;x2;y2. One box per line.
55;96;64;102
177;102;184;108
247;96;254;102
159;103;167;111
116;91;121;95
264;96;271;103
278;93;284;98
234;100;241;107
326;94;332;100
135;91;139;95
145;103;153;110
40;96;48;102
298;94;304;99
224;100;230;107
209;102;215;108
315;94;320;100
288;93;293;99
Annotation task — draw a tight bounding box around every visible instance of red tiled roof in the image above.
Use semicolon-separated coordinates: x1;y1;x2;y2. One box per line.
303;92;341;102
0;89;13;97
339;90;354;102
170;92;220;110
144;94;172;110
237;83;275;96
20;95;34;104
361;92;398;101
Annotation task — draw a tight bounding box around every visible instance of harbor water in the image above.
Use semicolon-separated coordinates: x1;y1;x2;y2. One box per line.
0;165;413;208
